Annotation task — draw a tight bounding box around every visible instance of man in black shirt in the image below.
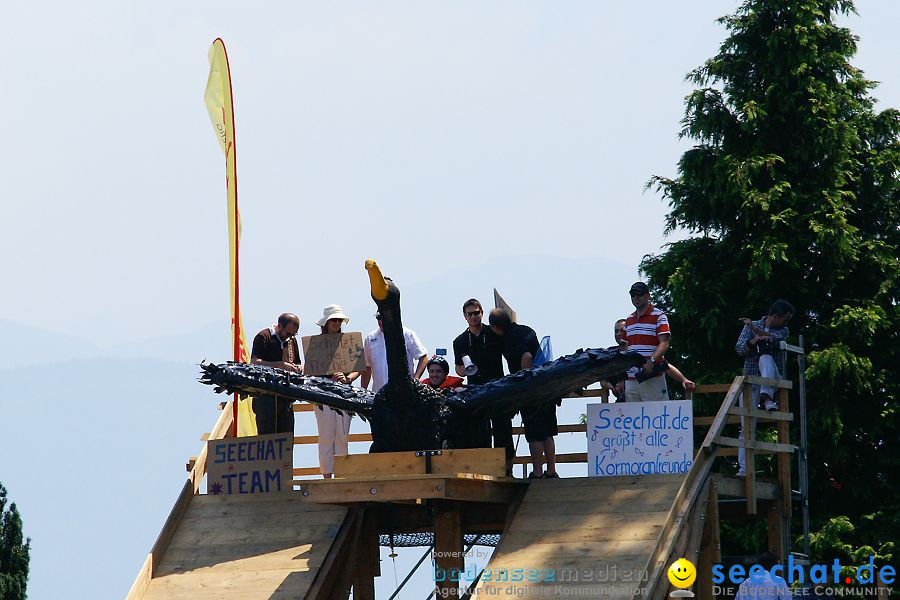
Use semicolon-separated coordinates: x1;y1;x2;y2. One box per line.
250;312;302;434
452;299;511;472
489;308;559;479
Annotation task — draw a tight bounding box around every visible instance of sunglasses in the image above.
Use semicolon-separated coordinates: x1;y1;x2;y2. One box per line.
465;310;482;317
629;290;646;297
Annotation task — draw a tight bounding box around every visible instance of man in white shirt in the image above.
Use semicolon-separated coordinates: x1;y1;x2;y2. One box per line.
736;554;793;600
360;312;428;393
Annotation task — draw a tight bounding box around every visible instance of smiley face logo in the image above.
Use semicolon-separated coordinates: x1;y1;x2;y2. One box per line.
667;558;697;588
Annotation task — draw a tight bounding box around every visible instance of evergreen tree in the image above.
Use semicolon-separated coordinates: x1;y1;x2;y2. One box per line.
642;0;898;562
0;483;30;600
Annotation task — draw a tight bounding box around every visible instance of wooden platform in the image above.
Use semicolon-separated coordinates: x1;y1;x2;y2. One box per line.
136;493;347;600
474;474;684;598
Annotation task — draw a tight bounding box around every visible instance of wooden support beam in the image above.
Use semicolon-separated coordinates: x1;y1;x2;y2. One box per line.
697;481;721;600
767;501;786;563
712;475;780;500
727;406;794;422
777;388;793;519
743;376;792;389
713;437;796;454
305;508;361;600
743;383;757;515
334;448;505;479
351;509;380;600
433;501;464;600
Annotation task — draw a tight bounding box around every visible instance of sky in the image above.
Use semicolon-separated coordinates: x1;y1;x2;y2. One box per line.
0;2;897;599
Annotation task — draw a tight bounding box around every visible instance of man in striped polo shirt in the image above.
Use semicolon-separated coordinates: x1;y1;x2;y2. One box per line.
624;282;671;402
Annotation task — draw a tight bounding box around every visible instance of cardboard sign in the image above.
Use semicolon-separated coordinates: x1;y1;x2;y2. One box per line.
493;288;517;323
206;433;293;495
586;401;693;477
301;332;366;376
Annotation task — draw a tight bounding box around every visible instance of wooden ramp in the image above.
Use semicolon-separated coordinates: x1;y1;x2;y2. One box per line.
475;474;685;598
134;493;347;600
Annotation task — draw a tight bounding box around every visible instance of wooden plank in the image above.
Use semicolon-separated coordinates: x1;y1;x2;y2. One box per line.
712;475;780;500
697;482;721;600
351;509;379;600
294;466;321;476
294;432;373;445
293;476;521;505
777;388;793;517
501;523;663;544
693;383;734;394
165;522;341;547
334;448;505;478
767;501;785;562
519;484;680;503
434;501;465;599
514;495;676;517
744;375;793;389
728;406;793;422
305;509;361;600
125;554;152;600
493;539;655;559
507;511;670;534
743;382;757;516
713;436;795;454
695;416;741;426
140;568;316;596
513;451;586;465
701;377;744;448
511;424;586;435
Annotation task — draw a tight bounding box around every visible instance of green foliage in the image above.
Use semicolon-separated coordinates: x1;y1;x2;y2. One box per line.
643;0;898;561
0;483;30;600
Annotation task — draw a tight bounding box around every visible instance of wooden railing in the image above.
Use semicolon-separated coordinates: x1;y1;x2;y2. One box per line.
278;377;794;483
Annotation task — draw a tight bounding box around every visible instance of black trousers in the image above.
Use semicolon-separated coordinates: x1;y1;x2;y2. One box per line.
254;396;295;435
491;413;515;460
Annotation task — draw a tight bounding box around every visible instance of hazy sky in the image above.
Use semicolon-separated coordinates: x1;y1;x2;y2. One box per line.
1;1;893;348
0;2;896;598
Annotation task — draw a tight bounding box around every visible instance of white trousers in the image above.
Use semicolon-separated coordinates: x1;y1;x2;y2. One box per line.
624;376;669;402
314;407;351;475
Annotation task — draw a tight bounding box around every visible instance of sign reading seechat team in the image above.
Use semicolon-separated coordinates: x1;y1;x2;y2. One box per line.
587;400;694;477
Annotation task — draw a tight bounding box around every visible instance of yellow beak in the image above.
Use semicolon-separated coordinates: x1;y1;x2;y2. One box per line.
365;259;389;301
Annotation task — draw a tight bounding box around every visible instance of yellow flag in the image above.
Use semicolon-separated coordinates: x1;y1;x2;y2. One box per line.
204;38;257;437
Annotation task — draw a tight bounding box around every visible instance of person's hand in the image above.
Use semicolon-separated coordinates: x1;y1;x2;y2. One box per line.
285;363;301;374
642;361;654;374
683;379;696;392
740;317;753;327
331;373;348;384
613;381;624;397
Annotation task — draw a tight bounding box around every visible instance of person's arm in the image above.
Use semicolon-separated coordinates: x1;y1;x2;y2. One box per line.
666;363;696;392
360;367;371;390
413;354;428;380
251;355;301;372
520;352;534;370
735;323;754;356
643;333;670;373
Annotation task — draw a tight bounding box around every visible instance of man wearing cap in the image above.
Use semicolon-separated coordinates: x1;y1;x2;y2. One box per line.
452;299;511;469
314;304;359;479
250;312;302;434
623;282;671;402
360;313;428;393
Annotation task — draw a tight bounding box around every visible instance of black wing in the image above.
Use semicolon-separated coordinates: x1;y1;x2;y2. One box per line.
199;362;375;419
448;348;645;417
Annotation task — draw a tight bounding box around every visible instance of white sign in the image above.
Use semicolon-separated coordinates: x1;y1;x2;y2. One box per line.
587;401;694;477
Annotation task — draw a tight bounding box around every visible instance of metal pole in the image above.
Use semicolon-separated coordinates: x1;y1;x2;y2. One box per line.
387;544;434;600
797;335;811;558
425;536;485;600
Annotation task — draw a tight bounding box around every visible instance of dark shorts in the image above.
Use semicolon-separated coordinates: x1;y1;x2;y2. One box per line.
254;395;295;435
521;403;558;443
